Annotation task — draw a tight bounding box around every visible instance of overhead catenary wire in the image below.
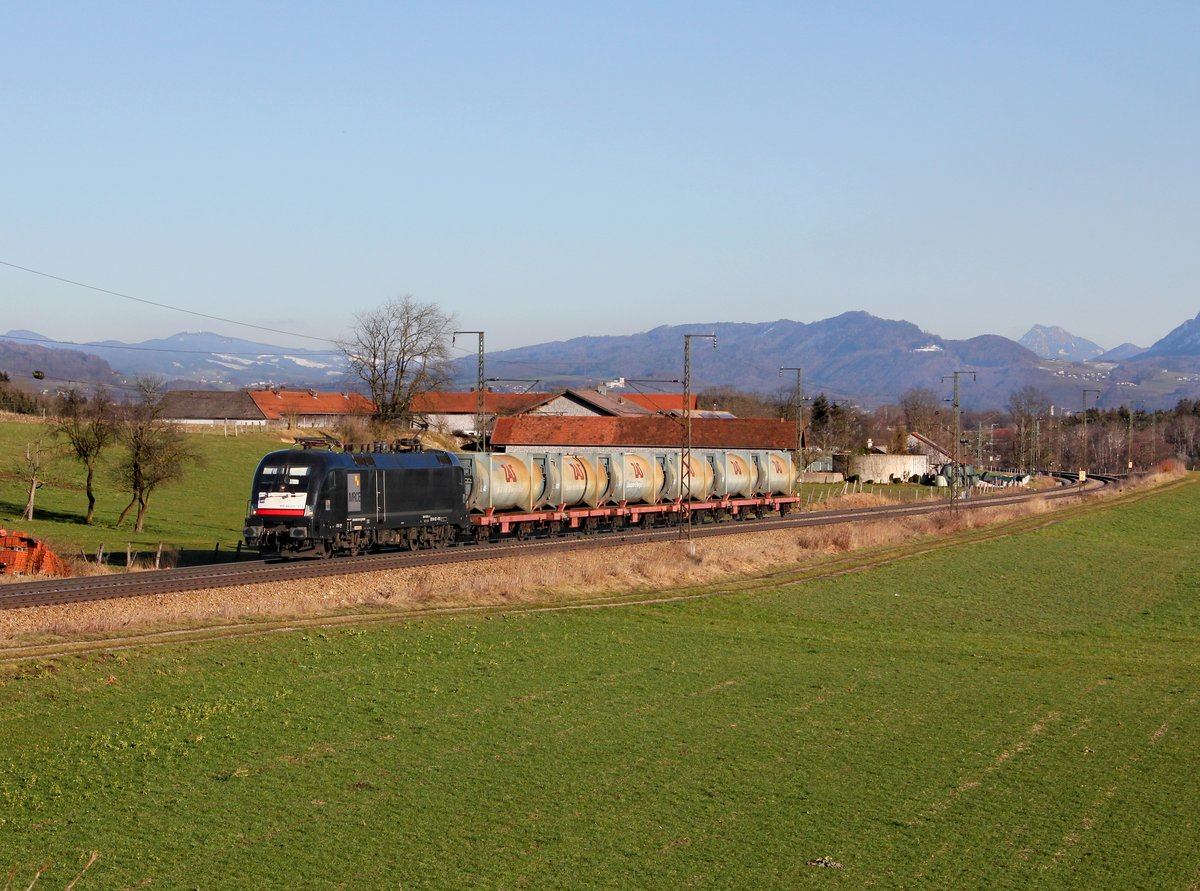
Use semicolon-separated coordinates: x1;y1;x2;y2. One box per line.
0;331;341;358
0;259;340;346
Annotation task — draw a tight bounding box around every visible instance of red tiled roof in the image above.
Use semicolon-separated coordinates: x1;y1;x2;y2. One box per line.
249;390;375;420
557;389;652;416
410;392;559;414
490;416;795;449
621;393;698;412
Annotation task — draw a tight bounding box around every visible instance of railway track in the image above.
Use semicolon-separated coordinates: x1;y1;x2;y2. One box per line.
0;473;1112;612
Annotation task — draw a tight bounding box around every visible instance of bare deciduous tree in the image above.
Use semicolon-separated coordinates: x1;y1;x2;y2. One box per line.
1007;385;1052;470
114;380;203;532
48;387;118;523
15;436;60;521
340;296;455;424
899;388;941;445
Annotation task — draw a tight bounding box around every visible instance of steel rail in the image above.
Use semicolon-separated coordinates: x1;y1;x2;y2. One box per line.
0;474;1110;612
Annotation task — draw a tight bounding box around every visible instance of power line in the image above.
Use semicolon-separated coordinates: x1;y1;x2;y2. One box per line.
0;259;339;346
0;331;341;358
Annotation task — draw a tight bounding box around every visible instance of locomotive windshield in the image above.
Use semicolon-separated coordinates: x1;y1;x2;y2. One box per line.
252;461;316;515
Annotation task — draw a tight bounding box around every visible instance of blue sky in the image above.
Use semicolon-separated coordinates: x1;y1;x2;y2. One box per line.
3;2;1197;358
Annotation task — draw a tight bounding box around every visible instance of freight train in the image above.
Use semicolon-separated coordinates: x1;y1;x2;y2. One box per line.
242;446;801;558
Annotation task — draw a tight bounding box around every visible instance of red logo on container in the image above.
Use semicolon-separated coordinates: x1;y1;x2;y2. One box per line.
570;462;585;481
633;464;644;479
502;464;518;483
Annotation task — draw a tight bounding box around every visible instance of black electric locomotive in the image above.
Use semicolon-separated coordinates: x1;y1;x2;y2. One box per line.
243;449;469;557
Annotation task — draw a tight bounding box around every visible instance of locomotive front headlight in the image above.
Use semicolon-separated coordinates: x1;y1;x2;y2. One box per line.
304;505;314;517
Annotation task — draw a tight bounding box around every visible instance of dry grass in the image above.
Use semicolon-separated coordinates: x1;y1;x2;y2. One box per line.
0;469;1186;647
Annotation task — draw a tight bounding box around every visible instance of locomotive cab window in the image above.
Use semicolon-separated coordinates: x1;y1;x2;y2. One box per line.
253;462;317;515
256;464;312;495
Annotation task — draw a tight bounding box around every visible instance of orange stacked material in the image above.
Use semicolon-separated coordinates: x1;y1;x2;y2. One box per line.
0;529;70;577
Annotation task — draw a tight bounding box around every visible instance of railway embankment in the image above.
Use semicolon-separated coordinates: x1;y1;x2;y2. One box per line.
2;468;1185;655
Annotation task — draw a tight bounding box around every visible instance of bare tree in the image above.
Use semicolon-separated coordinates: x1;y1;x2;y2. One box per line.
114;380;203;532
14;436;60;521
1007;385;1052;470
899;388;941;443
48;387;118;523
340;296;455;424
696;386;778;418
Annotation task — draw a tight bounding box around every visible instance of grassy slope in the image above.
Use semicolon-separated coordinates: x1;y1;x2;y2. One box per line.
0;419;287;563
1;478;1197;888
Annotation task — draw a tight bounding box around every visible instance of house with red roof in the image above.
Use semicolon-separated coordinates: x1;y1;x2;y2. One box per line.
158;388;376;429
248;389;375;428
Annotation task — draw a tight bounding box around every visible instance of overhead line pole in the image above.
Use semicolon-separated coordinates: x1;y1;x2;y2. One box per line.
682;333;717;540
779;366;804;470
1081;388;1100;477
942;370;975;504
453;330;485;452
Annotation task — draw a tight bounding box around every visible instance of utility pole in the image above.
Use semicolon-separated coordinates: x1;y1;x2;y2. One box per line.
453;330;486;453
779;366;804;469
1126;401;1143;474
942;371;975;502
682;333;717;538
1081;388;1100;477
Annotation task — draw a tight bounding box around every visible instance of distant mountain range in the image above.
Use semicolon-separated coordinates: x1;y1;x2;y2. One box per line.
5;312;1200;411
0;330;345;391
475;314;1193;411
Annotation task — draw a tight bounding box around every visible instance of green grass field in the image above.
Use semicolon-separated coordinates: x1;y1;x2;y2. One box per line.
0;419;287;565
1;476;1196;887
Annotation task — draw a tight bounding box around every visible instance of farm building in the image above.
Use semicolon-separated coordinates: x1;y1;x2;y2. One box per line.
411;388;655;438
158;390;268;428
249;389;375;428
490;415;795;456
158;389;375;429
906;431;954;464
